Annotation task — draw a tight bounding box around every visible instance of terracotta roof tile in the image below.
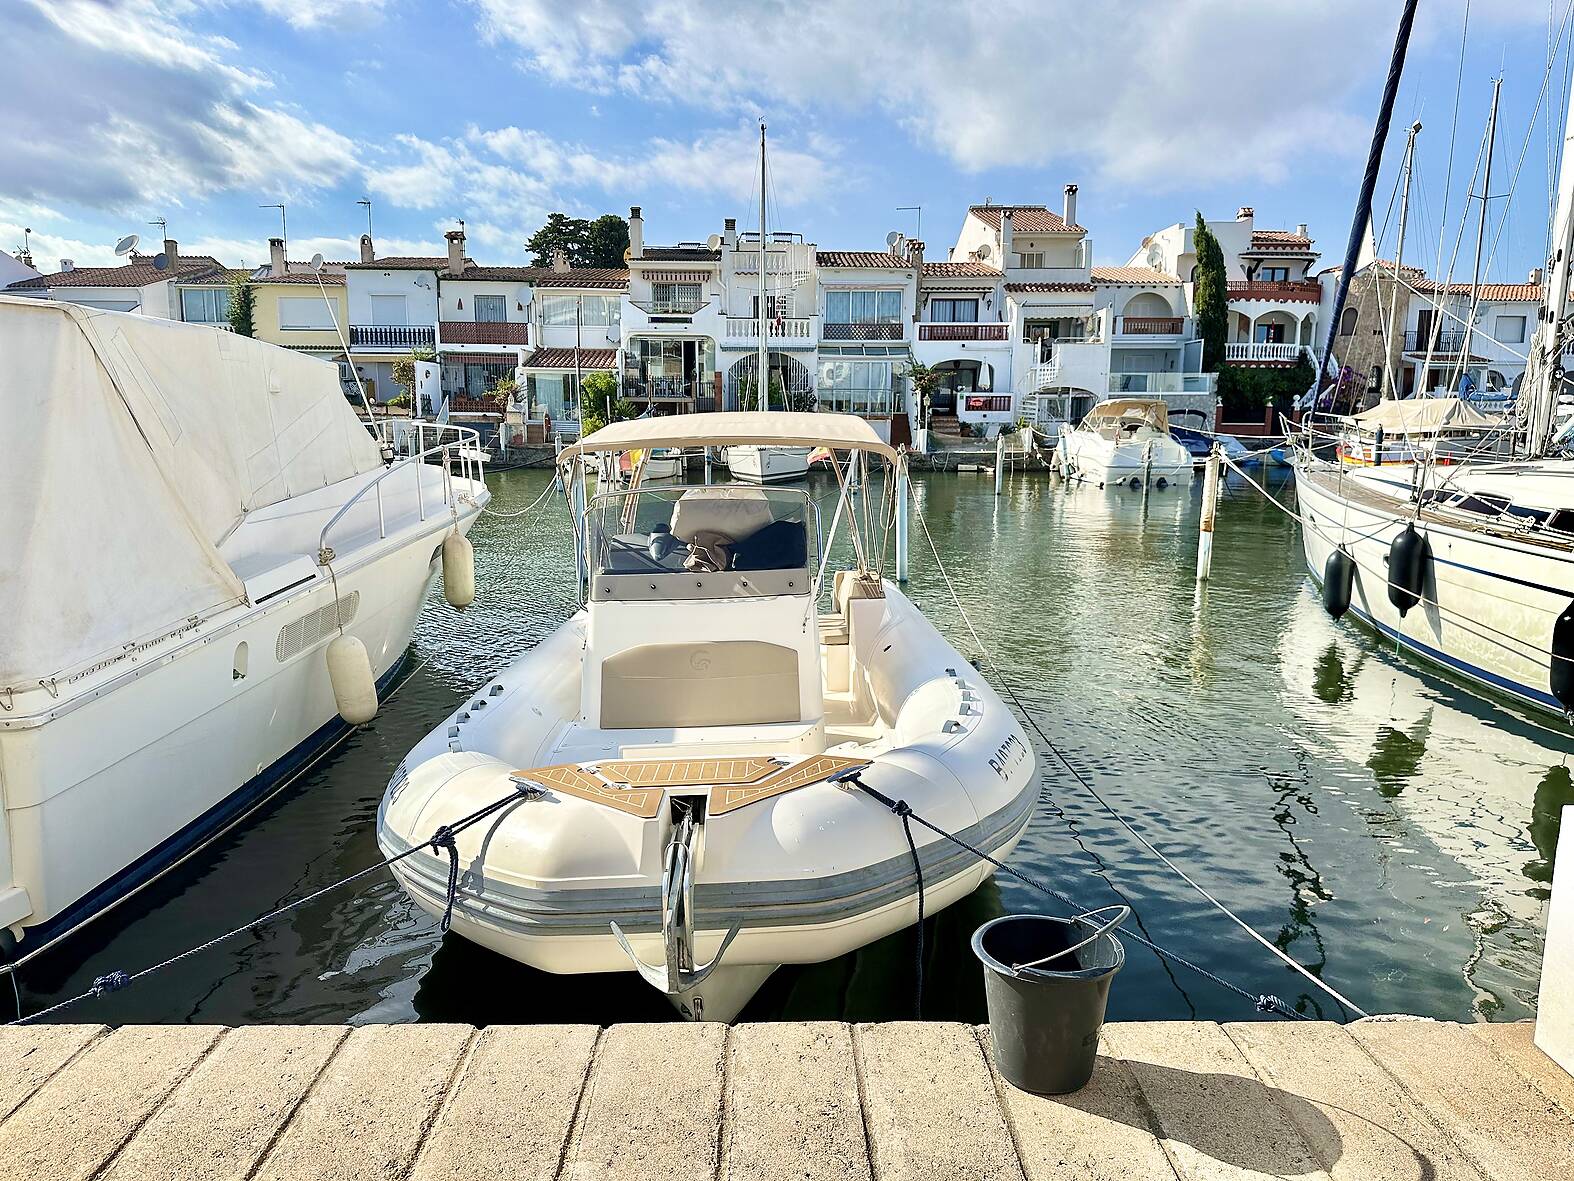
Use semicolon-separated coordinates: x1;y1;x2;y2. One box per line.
9;254;227;289
638;246;721;262
923;261;1003;278
1092;266;1182;284
1248;230;1315;251
1416;280;1542;301
345;256;456;270
520;347;618;370
968;205;1084;233
815;251;909;269
531;268;629;289
1004;282;1096;293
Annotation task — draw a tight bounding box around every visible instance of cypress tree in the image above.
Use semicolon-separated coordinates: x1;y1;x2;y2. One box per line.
1192;212;1229;372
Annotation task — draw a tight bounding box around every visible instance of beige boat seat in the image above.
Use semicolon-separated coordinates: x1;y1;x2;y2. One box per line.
600;639;801;729
669;486;775;543
818;570;883;647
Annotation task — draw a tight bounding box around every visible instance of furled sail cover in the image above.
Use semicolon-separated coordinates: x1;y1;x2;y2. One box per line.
0;297;382;685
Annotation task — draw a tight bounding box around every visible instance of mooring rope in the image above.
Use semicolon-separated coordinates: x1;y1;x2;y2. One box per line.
907;492;1368;1019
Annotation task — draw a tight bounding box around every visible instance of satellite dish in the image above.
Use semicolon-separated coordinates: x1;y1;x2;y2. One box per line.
113;234;140;256
1146;243;1164;269
707;233;723;250
309;252;325;271
623;246;633;263
886;230;903;251
152;252;169;271
976;242;992;260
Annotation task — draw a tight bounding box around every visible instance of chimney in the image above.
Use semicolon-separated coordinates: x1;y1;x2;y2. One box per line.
1063;183;1079;229
907;239;925;312
163;237;180;273
723;217;736;247
628;206;643;259
551;247;569;273
1236;206;1254;222
359;233;375;264
1000;209;1014;267
444;228;466;277
268;236;286;275
1531;265;1545;286
60;258;75;272
1296;222;1308;238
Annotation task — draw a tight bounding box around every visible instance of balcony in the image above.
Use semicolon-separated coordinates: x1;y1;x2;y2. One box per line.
725;316;813;340
1116;316;1186;337
917;323;1008;342
1226;342;1309;364
822;322;904;342
623;378;706;403
439;321;528;347
1109;372;1218;394
632;299;707;318
961;394;1013;415
350;324;435;351
1403;330;1470;353
1227;280;1322;303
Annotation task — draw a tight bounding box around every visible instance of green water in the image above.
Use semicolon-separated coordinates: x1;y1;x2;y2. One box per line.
15;466;1567;1025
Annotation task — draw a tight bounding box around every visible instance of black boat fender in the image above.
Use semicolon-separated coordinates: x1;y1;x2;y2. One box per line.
1551;600;1574;711
1323;549;1356;620
1387;523;1429;617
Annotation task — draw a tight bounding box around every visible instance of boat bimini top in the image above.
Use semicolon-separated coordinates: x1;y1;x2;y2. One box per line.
560;410;899;463
1083;398;1171;434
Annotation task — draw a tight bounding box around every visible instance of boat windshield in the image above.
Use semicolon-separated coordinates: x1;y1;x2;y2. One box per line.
586;484;818;603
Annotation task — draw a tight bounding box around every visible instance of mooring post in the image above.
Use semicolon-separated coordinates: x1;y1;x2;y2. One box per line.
895;450;910;582
1197;445;1222;582
1538;803;1574;1076
994;431;1005;497
704;447;712;485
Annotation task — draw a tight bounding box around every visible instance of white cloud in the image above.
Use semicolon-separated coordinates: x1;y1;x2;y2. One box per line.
467;0;1554;189
250;0;393;30
0;0;358;212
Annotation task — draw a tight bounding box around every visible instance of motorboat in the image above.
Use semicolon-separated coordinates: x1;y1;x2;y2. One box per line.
723;444;811;484
1056;397;1194;489
0;296;488;960
1167;409;1256;468
636;447;686;481
377;411;1036;1020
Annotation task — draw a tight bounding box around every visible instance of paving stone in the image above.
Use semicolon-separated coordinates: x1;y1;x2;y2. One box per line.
1352;1019;1574;1181
1465;1021;1574;1122
560;1021;727;1181
0;1024;222;1181
856;1021;1024;1181
411;1025;598;1181
101;1025;347;1181
251;1023;473;1181
976;1025;1177;1181
0;1023;106;1124
723;1022;871;1181
1102;1020;1329;1181
1226;1020;1489;1181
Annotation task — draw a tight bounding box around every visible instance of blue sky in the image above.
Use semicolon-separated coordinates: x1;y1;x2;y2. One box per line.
2;1;1570;282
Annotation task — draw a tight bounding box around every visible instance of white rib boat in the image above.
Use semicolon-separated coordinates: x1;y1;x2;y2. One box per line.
1057;398;1194;490
378;412;1035;1020
0;296;487;960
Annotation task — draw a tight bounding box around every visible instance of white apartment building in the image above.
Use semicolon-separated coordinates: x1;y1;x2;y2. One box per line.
1395;275;1541;397
3;239;230;316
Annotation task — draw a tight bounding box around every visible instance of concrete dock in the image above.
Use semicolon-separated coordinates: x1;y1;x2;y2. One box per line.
1;1019;1570;1180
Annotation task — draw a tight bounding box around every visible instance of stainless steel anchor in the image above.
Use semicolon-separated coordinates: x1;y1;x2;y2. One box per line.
610;808;741;1011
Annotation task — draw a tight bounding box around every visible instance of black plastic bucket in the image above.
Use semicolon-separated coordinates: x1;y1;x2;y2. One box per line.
972;907;1128;1094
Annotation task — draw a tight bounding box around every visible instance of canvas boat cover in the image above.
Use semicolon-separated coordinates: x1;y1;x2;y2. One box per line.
561;410;899;462
1349;396;1504;435
1084;398;1170;432
0;296;382;686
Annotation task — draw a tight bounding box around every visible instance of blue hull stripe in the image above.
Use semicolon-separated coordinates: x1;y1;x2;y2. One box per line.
12;654;410;953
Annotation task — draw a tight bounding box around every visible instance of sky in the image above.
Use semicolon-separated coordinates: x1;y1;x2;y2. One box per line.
2;0;1572;282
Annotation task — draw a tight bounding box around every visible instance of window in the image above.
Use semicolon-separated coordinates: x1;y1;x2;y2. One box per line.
817;358;902;415
1255;322;1287;343
369;295;407;325
474;294;505;322
750;294;793;319
826;289;902;323
1260;266;1290;282
181;287;229;323
1339;307;1358;336
1016;252;1045;268
927;297;979;324
540;294;621;326
650;282;702;313
278;297;338;330
1495;314;1526;344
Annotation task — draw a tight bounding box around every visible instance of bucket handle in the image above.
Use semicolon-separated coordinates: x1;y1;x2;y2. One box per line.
1009;904;1131;976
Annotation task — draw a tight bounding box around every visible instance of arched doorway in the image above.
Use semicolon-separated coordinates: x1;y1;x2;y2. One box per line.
725;351;815;411
925;358;994;417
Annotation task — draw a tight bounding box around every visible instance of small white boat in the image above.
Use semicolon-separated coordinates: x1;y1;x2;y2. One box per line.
724;444;810;484
1057;398;1194;489
597;447;686;485
378;412;1035;1020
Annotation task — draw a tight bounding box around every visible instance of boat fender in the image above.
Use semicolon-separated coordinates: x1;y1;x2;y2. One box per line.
442;532;476;610
1386;524;1428;617
1322;549;1355;620
1128;476;1142;491
327;634;378;724
1552;600;1574;711
1155;477;1169;490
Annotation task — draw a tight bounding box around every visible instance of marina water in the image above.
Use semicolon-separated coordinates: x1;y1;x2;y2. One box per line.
12;467;1564;1025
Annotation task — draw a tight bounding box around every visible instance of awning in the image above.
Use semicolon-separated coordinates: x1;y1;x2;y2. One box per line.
1349;396;1505;434
560;410;899;461
520;347;618;370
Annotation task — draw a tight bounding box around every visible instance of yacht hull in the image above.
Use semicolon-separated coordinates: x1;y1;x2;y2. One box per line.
725;446;811;484
1058;434;1194;489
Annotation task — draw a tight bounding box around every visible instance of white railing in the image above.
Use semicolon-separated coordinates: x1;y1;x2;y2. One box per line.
1226;342;1308;363
725;316;813;339
1109;372;1218;394
318;420;485;558
1029;361;1060;390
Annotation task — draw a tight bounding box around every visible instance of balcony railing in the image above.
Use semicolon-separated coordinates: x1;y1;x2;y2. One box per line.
917;323;1009;341
962;394;1014;414
1404;330;1471;353
1116;316;1185;336
1226;342;1308;363
1109;372;1218;394
725;316;813;339
632;300;707;317
351;324;435;351
439;321;528;346
623;378;706;402
822;322;904;341
1227;280;1322;303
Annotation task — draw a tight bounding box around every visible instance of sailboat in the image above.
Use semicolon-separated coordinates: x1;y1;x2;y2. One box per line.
1295;5;1574;723
377;411;1036;1020
726;124;812;485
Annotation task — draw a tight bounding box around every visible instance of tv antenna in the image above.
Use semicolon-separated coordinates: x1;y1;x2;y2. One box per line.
356;197;373;238
897;205;922;241
148;217;168;238
260;202;287;252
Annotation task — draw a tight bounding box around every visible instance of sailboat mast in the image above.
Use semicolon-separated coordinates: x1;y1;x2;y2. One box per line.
1459;78;1502;392
757;122;769;412
1384;120;1421;399
1529;55;1574;454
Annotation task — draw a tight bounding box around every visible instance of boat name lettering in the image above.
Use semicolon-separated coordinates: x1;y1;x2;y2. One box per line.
989;732;1028;780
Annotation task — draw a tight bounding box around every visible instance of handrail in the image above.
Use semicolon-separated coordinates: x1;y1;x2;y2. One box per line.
317;422;485;560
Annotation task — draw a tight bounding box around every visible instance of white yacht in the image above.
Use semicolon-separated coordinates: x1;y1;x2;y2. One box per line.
0;297;487;960
378;412;1035;1021
723;444;811;484
1056;398;1194;489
